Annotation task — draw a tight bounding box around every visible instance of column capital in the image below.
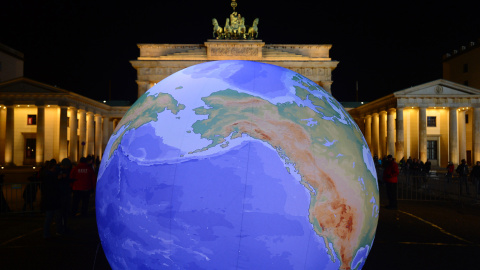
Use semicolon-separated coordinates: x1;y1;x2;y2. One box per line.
387;108;396;114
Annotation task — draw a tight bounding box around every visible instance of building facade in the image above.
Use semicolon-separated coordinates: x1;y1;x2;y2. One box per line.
443;41;480;88
348;80;480;167
0;43;24;83
0;77;128;166
130;40;339;98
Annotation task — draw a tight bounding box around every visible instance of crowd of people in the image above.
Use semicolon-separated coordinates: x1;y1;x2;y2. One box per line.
375;154;480;210
37;155;98;239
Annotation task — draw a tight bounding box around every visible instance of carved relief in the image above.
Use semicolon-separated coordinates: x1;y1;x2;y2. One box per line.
210;47;258;56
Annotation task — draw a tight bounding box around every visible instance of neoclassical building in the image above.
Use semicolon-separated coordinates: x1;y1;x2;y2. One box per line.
0;77;129;166
348;79;480;167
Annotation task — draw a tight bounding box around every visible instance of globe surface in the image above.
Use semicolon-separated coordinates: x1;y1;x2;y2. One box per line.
96;60;379;270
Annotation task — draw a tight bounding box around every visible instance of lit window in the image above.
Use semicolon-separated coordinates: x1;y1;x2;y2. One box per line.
427;116;436;127
27;115;37;125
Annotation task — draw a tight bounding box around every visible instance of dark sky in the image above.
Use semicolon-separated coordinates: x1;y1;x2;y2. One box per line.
2;0;480;103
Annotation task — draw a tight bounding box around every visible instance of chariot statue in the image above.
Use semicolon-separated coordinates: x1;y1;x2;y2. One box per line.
212;1;259;40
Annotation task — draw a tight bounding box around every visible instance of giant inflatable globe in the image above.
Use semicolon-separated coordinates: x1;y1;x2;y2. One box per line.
96;60;379;270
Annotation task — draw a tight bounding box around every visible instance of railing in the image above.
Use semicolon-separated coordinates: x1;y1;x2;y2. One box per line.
396;171;479;202
0;182;42;214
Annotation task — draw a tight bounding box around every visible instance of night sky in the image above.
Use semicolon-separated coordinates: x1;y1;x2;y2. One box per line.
2;0;479;103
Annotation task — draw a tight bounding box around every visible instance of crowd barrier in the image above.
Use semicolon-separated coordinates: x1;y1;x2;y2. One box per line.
378;167;480;202
0;181;42;214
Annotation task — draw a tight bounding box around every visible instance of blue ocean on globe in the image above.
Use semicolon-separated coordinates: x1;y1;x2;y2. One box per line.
96;60;379;270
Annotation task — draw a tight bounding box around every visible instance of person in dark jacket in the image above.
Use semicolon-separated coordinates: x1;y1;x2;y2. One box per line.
70;157;96;217
383;155;400;210
456;159;469;195
42;160;61;238
471;161;480;195
58;158;74;233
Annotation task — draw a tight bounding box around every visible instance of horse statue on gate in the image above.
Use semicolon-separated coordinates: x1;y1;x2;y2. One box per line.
248;18;259;39
239;17;247;39
224;18;232;39
212;18;223;39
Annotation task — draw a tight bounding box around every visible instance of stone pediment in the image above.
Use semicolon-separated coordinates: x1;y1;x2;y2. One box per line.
0;77;70;94
394;79;480;97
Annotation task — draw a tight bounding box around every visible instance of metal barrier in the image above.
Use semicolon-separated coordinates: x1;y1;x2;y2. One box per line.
396;171;480;202
0;182;42;214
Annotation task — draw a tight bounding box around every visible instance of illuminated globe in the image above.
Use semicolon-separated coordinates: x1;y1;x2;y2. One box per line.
96;60;379;270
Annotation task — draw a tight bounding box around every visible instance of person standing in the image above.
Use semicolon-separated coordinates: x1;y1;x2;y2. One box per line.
58;158;73;233
471;161;480;196
42;160;61;238
456;159;470;195
70;157;96;217
446;161;454;183
383;155;400;210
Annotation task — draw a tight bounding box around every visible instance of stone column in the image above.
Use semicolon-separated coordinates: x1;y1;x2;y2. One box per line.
387;108;396;157
86;112;95;156
379;111;387;158
78;110;86;158
5;106;14;166
365;115;372;151
102;117;111;151
474;107;480;163
449;107;459;165
59;106;68;161
372;113;380;157
419;107;427;162
113;118;119;133
95;114;102;159
35;106;45;165
69;107;78;163
458;109;466;162
0;106;6;165
395;107;404;162
137;81;150;99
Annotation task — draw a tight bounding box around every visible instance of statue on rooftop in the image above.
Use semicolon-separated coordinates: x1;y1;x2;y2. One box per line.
212;19;223;39
212;1;259;40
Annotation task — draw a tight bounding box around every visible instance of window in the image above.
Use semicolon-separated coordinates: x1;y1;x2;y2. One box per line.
464;80;469;86
427;140;438;160
464;63;469;73
466;114;469;124
427;116;436;127
27;115;37;125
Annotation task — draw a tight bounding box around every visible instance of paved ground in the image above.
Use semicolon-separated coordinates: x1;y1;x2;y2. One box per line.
363;200;480;269
1;168;480;269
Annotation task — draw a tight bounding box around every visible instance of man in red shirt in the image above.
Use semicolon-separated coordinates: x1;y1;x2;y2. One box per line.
383;155;400;210
70;157;96;217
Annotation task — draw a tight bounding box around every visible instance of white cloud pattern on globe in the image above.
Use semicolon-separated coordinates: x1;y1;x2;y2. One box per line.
96;60;379;270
